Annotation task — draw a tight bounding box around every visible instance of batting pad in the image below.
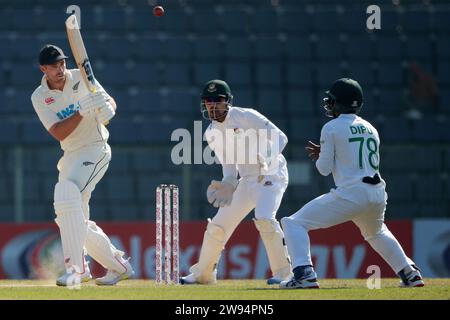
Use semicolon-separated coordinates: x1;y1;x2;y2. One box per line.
85;221;127;273
54;180;87;273
253;218;292;279
191;219;225;284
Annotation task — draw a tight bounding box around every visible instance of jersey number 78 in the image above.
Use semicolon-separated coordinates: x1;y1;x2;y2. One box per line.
348;137;379;170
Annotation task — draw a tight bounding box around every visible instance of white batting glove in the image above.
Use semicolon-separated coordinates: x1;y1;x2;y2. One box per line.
96;101;115;124
78;92;108;117
206;176;238;208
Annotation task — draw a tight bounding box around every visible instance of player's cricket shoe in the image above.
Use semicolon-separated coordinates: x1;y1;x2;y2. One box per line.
95;258;134;286
180;273;199;285
180;268;218;285
267;267;293;285
267;277;286;285
279;265;319;289
398;264;425;287
56;266;92;287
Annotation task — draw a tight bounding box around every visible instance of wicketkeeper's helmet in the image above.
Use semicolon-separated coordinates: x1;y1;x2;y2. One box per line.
200;80;233;120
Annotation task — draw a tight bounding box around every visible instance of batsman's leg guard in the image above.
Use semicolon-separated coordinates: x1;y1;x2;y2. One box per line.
253;218;292;281
81;192;91;221
189;219;226;284
54;180;88;274
85;221;129;273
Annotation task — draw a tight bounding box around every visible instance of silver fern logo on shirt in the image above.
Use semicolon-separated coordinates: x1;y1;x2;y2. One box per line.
72;81;80;92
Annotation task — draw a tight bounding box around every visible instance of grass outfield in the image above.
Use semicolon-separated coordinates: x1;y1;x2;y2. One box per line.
0;279;448;300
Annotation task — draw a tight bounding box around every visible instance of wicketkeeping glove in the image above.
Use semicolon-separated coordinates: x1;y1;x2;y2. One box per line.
206;176;239;208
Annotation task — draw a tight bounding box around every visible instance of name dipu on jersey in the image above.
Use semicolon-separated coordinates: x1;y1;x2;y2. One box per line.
349;124;373;135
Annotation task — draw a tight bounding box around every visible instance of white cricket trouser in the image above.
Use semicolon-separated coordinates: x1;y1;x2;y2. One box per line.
211;175;288;242
56;142;128;272
58;143;111;220
281;182;414;274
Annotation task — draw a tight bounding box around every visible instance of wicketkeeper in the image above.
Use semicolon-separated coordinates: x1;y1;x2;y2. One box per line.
181;80;292;285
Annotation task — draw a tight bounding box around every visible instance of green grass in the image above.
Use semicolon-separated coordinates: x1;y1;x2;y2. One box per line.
0;279;448;300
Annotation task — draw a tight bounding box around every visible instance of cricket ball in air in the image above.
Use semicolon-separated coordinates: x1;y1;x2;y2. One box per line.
153;6;164;17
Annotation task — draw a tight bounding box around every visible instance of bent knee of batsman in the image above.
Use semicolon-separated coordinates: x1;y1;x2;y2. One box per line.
54;180;84;215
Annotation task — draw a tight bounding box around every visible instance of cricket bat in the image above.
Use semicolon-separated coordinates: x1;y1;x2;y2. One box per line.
65;14;108;125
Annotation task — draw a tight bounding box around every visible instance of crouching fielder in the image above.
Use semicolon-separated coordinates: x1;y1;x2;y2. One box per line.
280;78;424;289
31;45;134;286
181;80;292;285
